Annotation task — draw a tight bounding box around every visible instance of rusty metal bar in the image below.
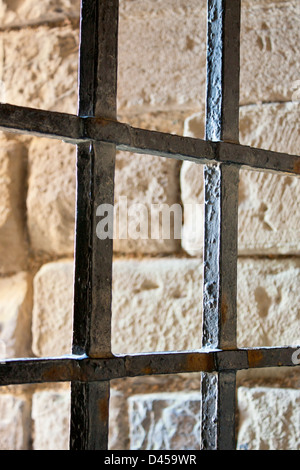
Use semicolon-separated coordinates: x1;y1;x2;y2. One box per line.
0;103;83;143
70;381;110;450
88;0;119;358
70;0;119;451
0;104;300;176
201;0;241;450
73;0;118;358
205;1;240;143
202;164;240;349
0;347;299;387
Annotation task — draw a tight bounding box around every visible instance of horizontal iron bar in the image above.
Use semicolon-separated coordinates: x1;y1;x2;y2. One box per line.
0;104;84;143
0;104;299;175
0;347;299;386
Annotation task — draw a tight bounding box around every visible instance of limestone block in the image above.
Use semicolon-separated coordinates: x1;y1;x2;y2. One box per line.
237;258;300;348
114;152;181;254
112;259;203;354
31;257;300;357
0;272;32;358
117;1;207;115
27;138;76;257
181;103;300;256
117;0;299;114
32;389;70;450
109;389;130;450
128;392;200;450
27;137;180;256
0;394;31;450
1;1;297;117
0;1;80;26
240;0;300;105
0;24;79;114
0;141;28;274
237;387;300;450
113;258;300;353
32;260;74;357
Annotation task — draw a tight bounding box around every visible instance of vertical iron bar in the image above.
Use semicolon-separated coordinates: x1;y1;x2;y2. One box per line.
70;381;110;450
201;0;241;450
71;0;119;450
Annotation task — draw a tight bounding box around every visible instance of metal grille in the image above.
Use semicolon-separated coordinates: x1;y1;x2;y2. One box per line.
0;0;299;450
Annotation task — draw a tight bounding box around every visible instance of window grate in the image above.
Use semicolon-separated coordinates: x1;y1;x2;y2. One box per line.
0;0;299;450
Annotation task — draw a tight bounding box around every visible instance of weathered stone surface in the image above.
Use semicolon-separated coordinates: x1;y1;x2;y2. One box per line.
0;141;28;274
0;0;80;26
128;392;201;450
31;258;300;356
118;0;299;114
0;24;79;114
0;393;31;450
113;258;300;352
0;272;32;358
27;137;180;257
0;1;298;116
112;259;203;354
240;0;300;106
117;1;206;116
109;389;130;450
32;260;73;357
237;258;300;348
237;387;300;450
27;138;76;257
114;152;181;254
181;103;300;256
32;389;70;450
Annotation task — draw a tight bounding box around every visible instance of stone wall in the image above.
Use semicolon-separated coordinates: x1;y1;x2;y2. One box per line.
0;0;299;450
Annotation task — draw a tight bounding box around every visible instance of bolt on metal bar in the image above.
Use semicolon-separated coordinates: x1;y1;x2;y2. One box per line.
70;0;119;451
201;0;241;450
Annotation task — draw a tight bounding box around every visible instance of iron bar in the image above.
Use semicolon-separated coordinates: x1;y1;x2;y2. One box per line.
0;104;299;176
202;164;240;349
0;347;298;386
201;0;241;450
70;381;110;450
0;103;83;143
70;0;119;451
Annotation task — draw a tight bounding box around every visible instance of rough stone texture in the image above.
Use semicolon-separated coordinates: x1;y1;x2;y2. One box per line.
0;141;28;274
0;1;298;117
26;138;180;257
113;257;300;352
109;389;130;450
118;0;299;115
31;258;300;356
32;389;70;450
117;1;206;116
113;258;300;353
0;0;80;26
114;152;181;254
112;259;203;355
0;393;31;450
181;102;300;256
237;258;300;348
0;272;32;358
0;24;79;114
128;392;201;450
240;0;300;106
27;138;76;257
32;259;73;357
237;387;300;450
